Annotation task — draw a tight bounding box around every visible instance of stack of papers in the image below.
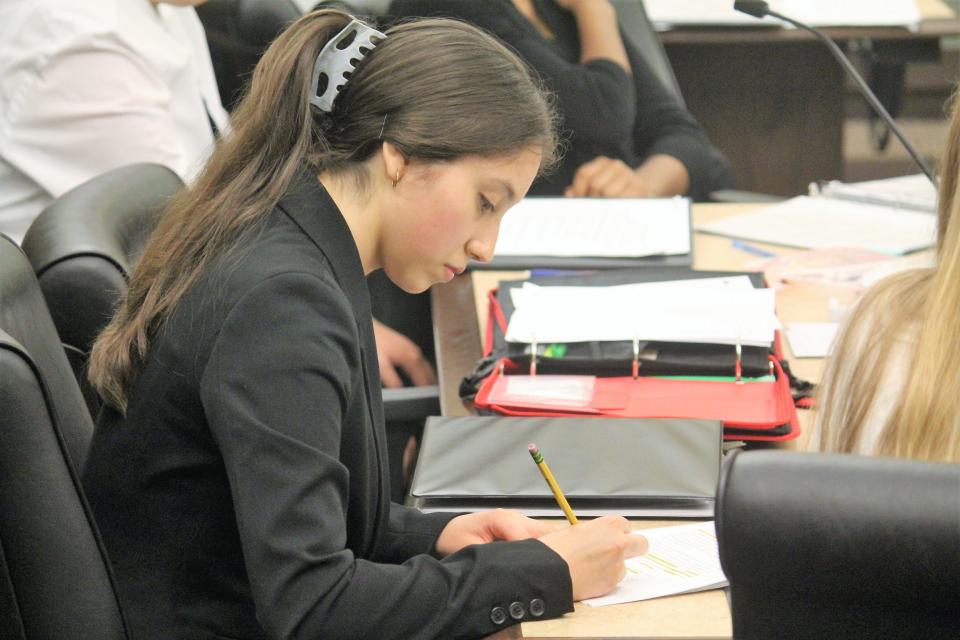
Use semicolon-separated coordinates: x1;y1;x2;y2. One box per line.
584;521;728;606
696;196;937;255
645;0;923;29
504;276;779;347
817;174;937;213
761;247;935;289
492;197;690;260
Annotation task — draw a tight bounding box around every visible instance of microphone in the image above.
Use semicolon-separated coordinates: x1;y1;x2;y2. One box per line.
733;1;937;186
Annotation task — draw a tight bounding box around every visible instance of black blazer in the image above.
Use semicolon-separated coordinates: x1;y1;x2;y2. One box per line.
82;171;572;640
389;0;733;200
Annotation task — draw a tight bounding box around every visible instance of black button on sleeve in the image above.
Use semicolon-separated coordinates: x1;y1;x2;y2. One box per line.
490;606;507;625
509;601;526;620
529;598;546;617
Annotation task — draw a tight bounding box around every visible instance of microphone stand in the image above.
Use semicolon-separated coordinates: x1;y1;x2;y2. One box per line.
734;1;938;186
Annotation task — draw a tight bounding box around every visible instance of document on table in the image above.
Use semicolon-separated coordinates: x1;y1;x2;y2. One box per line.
644;0;921;28
504;277;779;347
583;521;728;607
818;174;937;213
696;196;937;255
493;197;690;258
786;322;840;358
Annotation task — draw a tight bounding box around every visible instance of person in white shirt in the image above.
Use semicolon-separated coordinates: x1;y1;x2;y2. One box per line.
0;0;434;492
0;0;228;244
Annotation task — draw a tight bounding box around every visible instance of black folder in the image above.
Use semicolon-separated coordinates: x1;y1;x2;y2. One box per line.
409;416;722;518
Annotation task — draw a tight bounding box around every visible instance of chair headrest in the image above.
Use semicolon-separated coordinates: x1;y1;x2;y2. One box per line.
716;450;960;608
0;235;93;475
236;0;303;49
21;163;182;278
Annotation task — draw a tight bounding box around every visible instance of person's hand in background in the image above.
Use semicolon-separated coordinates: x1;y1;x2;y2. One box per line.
373;319;436;388
565;154;689;198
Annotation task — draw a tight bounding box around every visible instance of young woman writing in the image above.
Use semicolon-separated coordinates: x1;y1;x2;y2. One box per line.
83;10;647;639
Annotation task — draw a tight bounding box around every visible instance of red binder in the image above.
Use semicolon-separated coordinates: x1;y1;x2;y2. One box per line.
470;272;802;441
473;355;800;441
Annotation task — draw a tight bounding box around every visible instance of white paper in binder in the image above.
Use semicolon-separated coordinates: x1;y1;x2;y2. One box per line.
504;276;779;347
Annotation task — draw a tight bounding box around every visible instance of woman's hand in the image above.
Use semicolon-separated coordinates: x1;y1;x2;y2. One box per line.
435;509;557;556
565;156;653;198
538;516;649;601
372;319;436;388
565;155;690;198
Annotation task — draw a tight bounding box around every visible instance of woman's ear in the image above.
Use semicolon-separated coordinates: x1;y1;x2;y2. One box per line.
380;141;408;186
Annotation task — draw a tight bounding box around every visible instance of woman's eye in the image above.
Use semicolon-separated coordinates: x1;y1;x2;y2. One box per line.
479;195;495;214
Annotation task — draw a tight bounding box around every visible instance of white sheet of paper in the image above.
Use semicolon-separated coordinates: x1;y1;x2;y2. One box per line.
786;322;840;358
781;0;921;27
583;521;728;607
819;174;937;213
499;375;596;408
644;0;920;28
643;0;781;26
695;196;937;255
493;197;690;258
505;278;778;347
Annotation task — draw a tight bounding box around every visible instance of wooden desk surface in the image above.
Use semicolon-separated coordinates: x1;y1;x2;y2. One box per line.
429;202;853;638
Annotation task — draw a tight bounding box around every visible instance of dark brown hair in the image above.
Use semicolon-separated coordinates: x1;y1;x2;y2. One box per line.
89;9;559;411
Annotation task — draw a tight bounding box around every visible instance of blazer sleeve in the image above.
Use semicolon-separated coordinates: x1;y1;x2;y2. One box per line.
375;502;459;564
201;272;573;640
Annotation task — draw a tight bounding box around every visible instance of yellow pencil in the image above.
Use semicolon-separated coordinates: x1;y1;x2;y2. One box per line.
528;443;578;525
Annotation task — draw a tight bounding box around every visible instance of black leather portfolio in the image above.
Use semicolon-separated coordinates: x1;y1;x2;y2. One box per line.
409;416;722;518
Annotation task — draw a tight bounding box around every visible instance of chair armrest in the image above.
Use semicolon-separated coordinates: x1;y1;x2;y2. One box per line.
709;189;785;203
382;385;440;422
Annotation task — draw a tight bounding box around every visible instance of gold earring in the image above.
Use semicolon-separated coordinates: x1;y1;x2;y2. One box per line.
392;169;400;188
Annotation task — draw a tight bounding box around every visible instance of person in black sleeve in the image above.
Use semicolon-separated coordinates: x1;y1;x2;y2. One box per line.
83;9;648;640
389;0;734;200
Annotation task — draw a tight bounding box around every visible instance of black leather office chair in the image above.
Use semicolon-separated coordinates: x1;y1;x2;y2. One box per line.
0;232;94;478
716;450;960;639
0;235;129;640
22;163;436;502
21;163;183;421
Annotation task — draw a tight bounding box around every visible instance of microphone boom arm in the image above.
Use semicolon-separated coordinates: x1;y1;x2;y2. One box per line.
735;2;938;186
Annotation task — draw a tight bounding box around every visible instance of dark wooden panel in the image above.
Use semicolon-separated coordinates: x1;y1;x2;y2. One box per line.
665;41;845;196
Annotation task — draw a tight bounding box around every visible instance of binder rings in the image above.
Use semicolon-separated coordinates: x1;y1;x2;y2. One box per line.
481;268;773;378
463;268;802;441
409;416;722;518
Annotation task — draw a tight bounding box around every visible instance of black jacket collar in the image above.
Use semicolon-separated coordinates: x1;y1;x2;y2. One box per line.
276;168;374;324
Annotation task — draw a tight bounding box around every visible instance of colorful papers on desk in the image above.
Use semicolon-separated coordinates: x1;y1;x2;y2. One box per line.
696;196;937;255
583;521;728;607
504;277;779;347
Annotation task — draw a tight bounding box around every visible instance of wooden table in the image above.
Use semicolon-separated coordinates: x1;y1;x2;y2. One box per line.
429;203;860;638
657;3;959;196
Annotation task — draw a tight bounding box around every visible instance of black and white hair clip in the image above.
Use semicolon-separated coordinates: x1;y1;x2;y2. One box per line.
309;19;387;113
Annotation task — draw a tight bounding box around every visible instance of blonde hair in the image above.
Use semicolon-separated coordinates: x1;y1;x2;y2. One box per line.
815;89;960;462
88;10;558;412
